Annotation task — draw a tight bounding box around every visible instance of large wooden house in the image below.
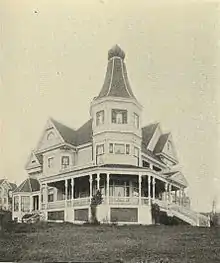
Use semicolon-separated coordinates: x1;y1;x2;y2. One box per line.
12;45;209;226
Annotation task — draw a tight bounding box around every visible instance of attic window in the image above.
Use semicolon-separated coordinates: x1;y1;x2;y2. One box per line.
47;132;55;140
31;160;36;163
167;140;171;151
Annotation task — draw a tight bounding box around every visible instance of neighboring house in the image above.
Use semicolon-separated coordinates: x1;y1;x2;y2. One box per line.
0;179;17;211
12;45;209;226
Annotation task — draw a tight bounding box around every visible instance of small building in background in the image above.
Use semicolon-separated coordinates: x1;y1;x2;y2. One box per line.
0;179;17;211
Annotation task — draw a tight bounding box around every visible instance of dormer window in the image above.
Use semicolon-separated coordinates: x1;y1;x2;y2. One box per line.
61;156;70;169
96;110;104;126
112;109;127;124
134;113;139;128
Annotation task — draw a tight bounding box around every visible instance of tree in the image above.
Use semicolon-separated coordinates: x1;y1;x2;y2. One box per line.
151;202;160;224
90;190;103;224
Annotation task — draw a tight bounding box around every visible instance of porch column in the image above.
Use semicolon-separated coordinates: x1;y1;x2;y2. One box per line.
152;177;156;200
71;178;74;200
106;173;110;204
148;175;151;205
168;184;172;203
89;174;93;201
30;196;32;212
165;183;168;202
138;173;142;205
97;173;100;190
39;193;41;210
178;189;182;205
65;179;68;201
19;195;21;212
174;190;177;204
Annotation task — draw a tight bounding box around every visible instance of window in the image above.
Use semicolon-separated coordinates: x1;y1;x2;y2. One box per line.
115;144;125;154
48;194;54;202
167;140;171;151
126;144;130;154
3;198;7;204
112;109;127;124
134;147;140;166
0;198;1;204
96;144;104;155
96;110;104;126
61;156;70;169
109;143;113;153
21;196;30;212
134;147;139;157
134;113;139;128
48;157;54;168
14;196;19;211
47;131;55;140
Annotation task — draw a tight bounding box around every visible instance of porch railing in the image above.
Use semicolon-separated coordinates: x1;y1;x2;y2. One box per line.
47;200;65;210
72;197;90;206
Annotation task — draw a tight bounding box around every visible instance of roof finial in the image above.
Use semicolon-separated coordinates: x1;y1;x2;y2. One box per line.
108;44;125;60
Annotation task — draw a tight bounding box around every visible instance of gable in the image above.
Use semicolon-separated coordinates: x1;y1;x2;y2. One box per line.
147;124;162;152
25;152;41;170
162;136;178;161
36;119;65;152
166;171;188;187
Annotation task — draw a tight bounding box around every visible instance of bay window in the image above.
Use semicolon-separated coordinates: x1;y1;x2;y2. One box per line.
21;196;30;212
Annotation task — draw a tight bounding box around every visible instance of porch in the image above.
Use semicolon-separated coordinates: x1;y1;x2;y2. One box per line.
40;172;187;210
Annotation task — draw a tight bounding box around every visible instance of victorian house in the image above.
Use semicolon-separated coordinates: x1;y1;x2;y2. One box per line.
12;45;209;226
0;179;17;211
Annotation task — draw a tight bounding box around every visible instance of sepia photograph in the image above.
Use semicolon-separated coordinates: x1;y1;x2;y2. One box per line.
0;0;219;262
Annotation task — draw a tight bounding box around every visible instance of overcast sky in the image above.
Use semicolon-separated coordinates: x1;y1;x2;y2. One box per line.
0;0;219;212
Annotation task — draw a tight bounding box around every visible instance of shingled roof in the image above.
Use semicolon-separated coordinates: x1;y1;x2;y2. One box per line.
14;178;40;193
51;118;92;147
95;45;136;100
154;133;170;154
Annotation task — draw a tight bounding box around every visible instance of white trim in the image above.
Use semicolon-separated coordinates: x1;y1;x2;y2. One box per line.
120;59;132;97
106;57;115;96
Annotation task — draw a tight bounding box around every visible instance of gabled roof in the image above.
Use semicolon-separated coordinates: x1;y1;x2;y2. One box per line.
142;123;159;148
9;183;17;191
95;45;136;100
164;171;188;187
14;178;40;193
154;133;170;154
0;179;17;190
51;118;92;147
51;118;77;146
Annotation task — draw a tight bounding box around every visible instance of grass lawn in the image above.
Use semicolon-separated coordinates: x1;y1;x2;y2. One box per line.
0;223;219;262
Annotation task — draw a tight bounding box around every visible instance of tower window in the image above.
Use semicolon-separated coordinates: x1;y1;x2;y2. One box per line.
96;144;104;155
96;110;104;126
126;144;130;154
112;109;127;124
115;144;125;154
134;113;139;128
109;143;113;153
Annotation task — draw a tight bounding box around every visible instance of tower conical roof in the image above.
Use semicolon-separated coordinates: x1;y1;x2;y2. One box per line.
95;45;136;100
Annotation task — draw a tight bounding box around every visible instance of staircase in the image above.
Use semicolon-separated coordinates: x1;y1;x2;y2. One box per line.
154;200;210;227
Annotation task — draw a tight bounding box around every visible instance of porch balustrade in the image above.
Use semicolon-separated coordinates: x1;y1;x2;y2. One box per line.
72;197;90;206
47;200;65;210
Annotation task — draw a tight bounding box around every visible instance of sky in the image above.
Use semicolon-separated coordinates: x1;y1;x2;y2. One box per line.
0;0;219;212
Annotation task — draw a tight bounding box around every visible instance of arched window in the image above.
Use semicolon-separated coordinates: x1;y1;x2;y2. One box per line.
47;131;55;140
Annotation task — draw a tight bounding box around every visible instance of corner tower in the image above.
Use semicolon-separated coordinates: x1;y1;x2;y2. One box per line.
90;45;143;166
